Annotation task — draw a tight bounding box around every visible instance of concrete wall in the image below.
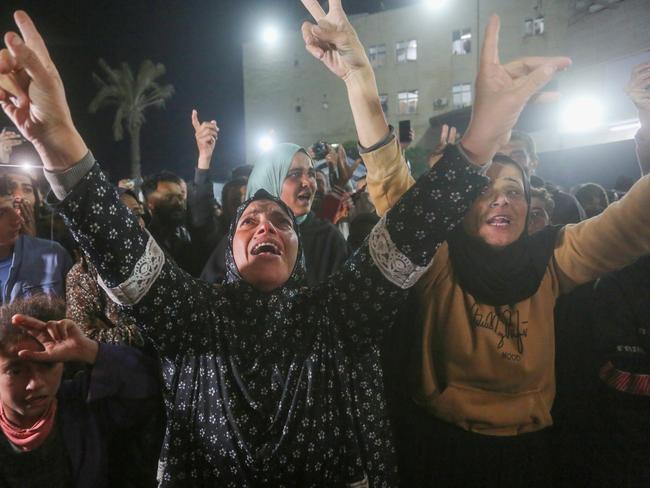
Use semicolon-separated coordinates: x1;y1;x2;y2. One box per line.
242;0;650;162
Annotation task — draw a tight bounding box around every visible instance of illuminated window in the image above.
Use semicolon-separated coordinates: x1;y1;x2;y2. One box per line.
398;90;418;114
396;40;417;63
369;44;387;67
525;16;545;36
452;83;472;108
452;28;472;55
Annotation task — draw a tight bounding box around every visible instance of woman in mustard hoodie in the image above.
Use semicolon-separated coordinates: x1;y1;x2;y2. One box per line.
302;2;650;487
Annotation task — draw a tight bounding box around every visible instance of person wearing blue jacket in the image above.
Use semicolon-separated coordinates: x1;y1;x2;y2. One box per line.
0;195;71;304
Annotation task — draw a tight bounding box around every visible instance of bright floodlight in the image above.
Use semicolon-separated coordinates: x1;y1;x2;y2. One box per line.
262;26;280;44
560;97;605;133
259;135;274;152
423;0;446;9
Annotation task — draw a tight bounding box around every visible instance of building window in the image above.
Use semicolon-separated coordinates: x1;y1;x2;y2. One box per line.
452;28;472;55
396;40;417;64
525;16;545;36
369;44;387;67
452;83;472;108
398;90;418;114
379;93;389;114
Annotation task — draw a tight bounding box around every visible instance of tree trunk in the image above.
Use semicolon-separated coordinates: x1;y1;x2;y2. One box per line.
129;123;142;178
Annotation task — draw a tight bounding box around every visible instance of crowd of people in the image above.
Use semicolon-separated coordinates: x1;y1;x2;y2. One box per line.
0;2;647;486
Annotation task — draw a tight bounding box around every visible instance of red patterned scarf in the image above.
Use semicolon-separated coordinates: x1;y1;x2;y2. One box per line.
0;399;57;451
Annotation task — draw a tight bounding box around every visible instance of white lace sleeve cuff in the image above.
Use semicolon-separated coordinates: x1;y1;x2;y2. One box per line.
97;233;166;305
368;215;433;289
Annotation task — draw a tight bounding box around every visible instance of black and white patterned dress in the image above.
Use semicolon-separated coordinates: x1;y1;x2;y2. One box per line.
48;145;486;487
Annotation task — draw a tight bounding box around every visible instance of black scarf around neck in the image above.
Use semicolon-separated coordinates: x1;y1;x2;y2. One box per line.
448;222;560;307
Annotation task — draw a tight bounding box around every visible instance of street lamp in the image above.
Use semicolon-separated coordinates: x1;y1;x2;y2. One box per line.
259;135;275;152
423;0;446;8
261;25;280;45
560;97;605;133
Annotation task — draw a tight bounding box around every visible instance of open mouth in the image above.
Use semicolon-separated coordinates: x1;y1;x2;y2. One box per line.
251;241;281;256
487;215;512;227
296;191;312;204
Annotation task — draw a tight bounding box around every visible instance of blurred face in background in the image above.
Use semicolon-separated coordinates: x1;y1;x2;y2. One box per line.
500;139;536;175
223;185;246;223
575;187;608;219
281;152;317;218
315;171;329;195
0;198;22;247
179;179;188;201
0;172;36;211
146;181;186;226
528;196;550;235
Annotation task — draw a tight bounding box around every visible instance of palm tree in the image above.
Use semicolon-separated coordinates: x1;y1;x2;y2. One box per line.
89;59;174;178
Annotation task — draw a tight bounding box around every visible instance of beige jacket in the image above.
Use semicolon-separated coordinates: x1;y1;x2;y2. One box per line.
362;138;650;435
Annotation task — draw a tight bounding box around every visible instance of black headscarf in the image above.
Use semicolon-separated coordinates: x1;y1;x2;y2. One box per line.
447;155;560;306
224;189;306;288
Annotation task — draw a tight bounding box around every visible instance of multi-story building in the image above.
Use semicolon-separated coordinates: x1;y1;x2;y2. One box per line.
242;0;650;184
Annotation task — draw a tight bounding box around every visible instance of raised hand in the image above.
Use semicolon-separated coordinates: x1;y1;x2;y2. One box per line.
626;62;650;126
12;314;98;364
191;109;219;169
299;1;387;148
0;11;87;171
326;144;362;188
428;124;458;168
300;0;370;81
461;15;571;165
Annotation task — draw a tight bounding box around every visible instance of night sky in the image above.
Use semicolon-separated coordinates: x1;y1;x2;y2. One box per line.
0;0;416;182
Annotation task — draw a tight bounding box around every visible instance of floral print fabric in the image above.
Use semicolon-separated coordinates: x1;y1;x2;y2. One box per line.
48;144;486;486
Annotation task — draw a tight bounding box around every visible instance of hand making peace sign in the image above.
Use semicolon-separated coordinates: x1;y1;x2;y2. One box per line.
460;15;571;164
299;0;388;148
299;0;370;82
0;11;87;171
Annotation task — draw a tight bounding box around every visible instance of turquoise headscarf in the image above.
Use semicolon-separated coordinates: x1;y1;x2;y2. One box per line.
246;143;310;223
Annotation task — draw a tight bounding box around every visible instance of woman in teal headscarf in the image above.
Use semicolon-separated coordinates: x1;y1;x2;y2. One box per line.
201;143;349;286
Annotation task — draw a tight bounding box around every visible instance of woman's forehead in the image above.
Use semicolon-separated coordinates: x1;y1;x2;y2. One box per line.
290;151;313;170
240;200;291;220
487;162;525;187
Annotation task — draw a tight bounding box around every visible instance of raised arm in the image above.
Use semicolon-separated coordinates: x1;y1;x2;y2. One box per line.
553;173;650;292
626;62;650;176
0;12;216;357
300;1;485;343
317;12;571;215
300;0;388;148
187;109;224;253
317;140;488;349
301;5;571;344
551;67;650;293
